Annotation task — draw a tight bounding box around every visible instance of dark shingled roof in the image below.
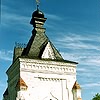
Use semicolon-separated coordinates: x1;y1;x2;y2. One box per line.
12;8;78;64
21;8;63;60
21;29;63;60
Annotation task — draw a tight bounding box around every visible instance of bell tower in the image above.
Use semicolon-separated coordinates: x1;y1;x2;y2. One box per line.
3;2;82;100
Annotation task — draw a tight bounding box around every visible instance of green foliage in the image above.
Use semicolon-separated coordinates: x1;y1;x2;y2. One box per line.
92;93;100;100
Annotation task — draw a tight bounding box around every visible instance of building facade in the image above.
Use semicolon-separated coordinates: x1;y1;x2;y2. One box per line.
3;5;82;100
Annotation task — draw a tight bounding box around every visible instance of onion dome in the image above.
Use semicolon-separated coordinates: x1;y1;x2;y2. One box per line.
30;7;45;26
32;9;44;18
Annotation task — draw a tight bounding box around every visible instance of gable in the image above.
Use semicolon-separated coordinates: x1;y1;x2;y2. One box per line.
42;42;56;59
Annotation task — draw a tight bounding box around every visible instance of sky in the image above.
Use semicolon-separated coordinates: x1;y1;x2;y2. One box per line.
0;0;100;100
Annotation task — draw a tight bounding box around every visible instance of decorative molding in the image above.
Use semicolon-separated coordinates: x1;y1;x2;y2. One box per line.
20;62;76;74
35;77;66;82
19;58;76;75
19;58;77;67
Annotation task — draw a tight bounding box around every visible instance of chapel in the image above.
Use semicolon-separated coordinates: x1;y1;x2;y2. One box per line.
3;2;82;100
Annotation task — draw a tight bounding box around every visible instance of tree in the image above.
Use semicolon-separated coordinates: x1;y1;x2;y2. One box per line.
92;93;100;100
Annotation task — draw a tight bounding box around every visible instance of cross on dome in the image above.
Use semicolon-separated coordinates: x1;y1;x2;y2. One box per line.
36;0;40;10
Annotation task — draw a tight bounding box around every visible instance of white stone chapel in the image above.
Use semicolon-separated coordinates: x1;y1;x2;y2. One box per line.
3;3;82;100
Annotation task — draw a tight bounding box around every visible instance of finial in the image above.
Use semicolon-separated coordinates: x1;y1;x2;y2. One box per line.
37;4;39;10
36;0;40;10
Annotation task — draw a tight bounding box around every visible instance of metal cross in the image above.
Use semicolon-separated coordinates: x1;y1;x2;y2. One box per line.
36;0;40;5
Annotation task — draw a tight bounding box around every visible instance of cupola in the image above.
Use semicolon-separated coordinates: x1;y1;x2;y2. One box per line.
30;5;46;28
32;8;44;18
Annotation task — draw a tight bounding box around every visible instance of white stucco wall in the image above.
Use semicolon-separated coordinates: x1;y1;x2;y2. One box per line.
16;58;77;100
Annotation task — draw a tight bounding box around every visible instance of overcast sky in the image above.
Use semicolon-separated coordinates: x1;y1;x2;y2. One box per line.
0;0;100;100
